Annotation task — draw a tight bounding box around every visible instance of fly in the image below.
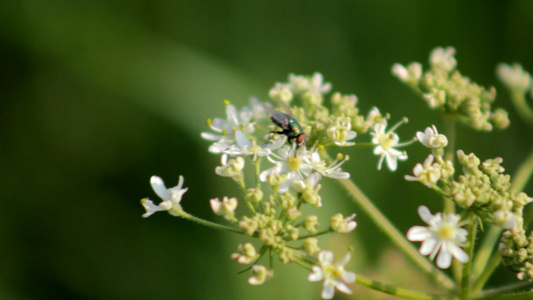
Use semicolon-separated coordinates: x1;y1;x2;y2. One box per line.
269;111;307;147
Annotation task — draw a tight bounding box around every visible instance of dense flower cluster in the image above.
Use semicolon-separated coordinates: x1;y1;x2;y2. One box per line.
138;48;533;299
393;47;510;131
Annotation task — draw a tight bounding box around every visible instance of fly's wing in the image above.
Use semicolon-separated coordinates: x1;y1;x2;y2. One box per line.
270;111;291;131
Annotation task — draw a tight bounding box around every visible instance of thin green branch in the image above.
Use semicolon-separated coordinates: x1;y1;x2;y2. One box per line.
473;280;533;299
356;274;454;300
460;215;478;299
180;210;245;235
511;146;533;194
470;225;501;292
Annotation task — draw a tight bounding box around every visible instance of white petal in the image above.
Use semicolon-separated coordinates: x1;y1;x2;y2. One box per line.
341;271;356;283
150;176;170;200
337;252;352;267
308;266;324;282
335;281;353;294
436;249;452;269
176;175;185;189
226;104;239;127
318;251;334;264
346;131;357;140
407;226;429;241
449;243;469;263
385;153;398;171
419;238;437;255
321;284;335;299
201;132;222;141
417;206;434;224
210;118;227;131
141;199;165;217
235;130;251;148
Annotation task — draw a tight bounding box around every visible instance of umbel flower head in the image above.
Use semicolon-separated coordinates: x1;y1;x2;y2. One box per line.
407;206;469;269
392;47;510;131
308;251;356;299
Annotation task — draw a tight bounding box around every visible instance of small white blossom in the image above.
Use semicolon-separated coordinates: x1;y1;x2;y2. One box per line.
201;99;270;154
405;155;441;187
430;47;457;72
308;251;356;299
292;173;323;207
303;149;350;179
391;62;422;83
416;125;448;149
330;213;357;233
371;120;409;171
407;206;469;269
225;130;284;160
260;146;314;192
215;154;245;178
231;243;259;265
493;209;517;230
496;63;532;93
248;265;272;285
327;117;357;146
289;72;332;95
141;175;188;217
210;196;238;221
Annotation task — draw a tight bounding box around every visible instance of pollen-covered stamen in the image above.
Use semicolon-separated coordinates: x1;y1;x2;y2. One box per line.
437;224;455;240
288;154;302;171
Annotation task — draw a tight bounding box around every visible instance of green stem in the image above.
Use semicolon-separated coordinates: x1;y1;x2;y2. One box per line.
443;114;456;214
337;178;455;291
443;114;462;282
356;274;454;300
179;210;245;235
460;215;478;299
511;146;533;194
471;289;533;300
297;229;332;240
470;225;501;292
510;90;533;125
473;280;533;299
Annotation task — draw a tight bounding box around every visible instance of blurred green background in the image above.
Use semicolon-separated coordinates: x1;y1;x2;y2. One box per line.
1;1;532;299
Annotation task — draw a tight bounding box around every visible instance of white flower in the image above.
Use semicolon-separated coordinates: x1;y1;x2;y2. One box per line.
430;47;457;72
231;243;259;265
416;125;448;149
292;173;323;207
225;130;284;160
141;175;188;217
391;62;422;83
210;196;238;221
405;155;441;187
493;209;517;230
303;150;350;179
248;265;272;285
371;120;409;171
260;145;314;192
289;72;332;95
201;99;270;154
215;154;245;178
308;251;356;299
330;213;357;233
407;206;469;269
327;117;357;146
496;63;532;93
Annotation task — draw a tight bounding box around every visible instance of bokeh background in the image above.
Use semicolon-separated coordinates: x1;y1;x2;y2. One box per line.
1;1;533;299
